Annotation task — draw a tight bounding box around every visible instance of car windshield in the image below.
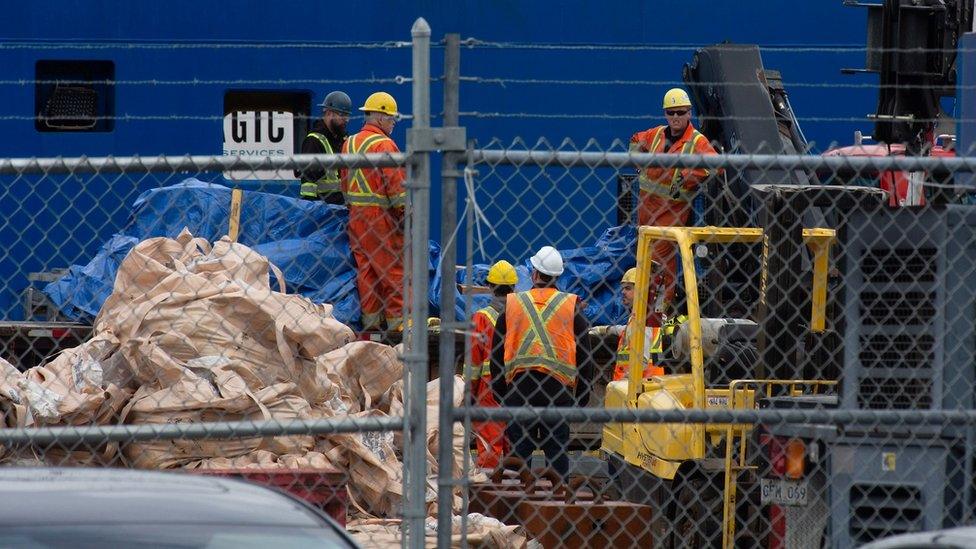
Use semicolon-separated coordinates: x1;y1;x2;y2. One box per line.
0;524;356;549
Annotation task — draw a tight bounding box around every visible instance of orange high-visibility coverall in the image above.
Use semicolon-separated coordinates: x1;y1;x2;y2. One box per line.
468;303;509;469
341;123;407;330
630;123;717;304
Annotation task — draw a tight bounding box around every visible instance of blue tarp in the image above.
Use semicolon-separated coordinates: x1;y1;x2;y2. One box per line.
447;225;638;326
46;178;362;325
45;178;639;327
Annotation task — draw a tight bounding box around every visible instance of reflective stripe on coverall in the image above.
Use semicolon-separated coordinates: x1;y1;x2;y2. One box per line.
629;123;718;305
340;123;407;330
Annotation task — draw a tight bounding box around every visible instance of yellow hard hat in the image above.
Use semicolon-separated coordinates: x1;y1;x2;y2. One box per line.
359;91;399;116
486;260;518;285
621;261;662;285
663;88;692;109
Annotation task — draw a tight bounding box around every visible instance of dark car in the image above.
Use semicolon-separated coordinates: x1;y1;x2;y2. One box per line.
859;526;976;548
0;468;359;548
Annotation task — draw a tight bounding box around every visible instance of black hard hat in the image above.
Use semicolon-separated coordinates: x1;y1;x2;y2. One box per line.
321;91;352;115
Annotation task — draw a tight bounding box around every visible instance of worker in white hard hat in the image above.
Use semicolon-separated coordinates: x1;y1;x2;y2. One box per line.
467;260;518;469
629;88;718;311
340;92;407;331
489;246;593;478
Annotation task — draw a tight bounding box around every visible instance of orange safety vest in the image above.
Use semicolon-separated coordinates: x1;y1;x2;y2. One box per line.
468;304;500;381
613;324;664;381
636;126;709;203
503;288;578;386
341;132;405;209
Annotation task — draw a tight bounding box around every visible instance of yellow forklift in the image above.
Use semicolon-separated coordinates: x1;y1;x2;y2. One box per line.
601;225;837;548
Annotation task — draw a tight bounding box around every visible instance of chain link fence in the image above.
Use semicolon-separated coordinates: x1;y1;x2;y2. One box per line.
0;150;442;547
448;141;976;548
3;17;976;549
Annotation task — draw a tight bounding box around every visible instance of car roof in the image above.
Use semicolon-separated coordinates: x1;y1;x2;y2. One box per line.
0;468;329;528
861;526;976;548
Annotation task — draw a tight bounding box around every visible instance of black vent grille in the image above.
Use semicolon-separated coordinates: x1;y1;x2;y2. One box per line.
849;484;923;544
858;377;933;409
861;247;937;284
858;334;935;370
40;85;98;130
860;291;936;326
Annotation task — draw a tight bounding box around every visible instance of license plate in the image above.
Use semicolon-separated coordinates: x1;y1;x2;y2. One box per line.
760;478;808;507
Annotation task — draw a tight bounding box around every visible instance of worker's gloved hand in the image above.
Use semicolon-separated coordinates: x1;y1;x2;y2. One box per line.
588;324;625;337
669;176;686;199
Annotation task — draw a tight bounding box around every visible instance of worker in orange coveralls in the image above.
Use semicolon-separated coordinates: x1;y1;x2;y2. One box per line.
629;88;718;309
466;260;518;469
341;91;407;331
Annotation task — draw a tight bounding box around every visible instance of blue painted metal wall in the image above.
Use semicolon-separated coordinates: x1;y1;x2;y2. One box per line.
959;33;976;160
0;1;875;318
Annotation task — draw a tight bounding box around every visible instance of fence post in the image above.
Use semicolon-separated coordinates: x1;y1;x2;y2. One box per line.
436;32;462;548
405;17;431;549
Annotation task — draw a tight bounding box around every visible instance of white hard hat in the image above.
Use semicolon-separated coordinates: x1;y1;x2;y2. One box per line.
529;246;564;277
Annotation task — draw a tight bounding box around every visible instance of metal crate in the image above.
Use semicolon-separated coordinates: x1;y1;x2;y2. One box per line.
828;440;957;547
841;206;976;415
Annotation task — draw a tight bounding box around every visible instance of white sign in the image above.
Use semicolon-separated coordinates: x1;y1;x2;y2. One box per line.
760;478;808;507
222;110;295;181
706;395;729;408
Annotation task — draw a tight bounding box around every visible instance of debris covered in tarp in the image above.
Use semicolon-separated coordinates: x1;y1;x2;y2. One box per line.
1;229;480;521
45;179;638;328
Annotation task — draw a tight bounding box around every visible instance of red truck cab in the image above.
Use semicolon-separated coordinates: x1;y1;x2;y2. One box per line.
822;134;955;207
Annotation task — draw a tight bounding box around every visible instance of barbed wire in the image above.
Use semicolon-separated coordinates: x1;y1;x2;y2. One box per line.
457;112;957;123
5;115;369;121
457;38;971;54
1;75;960;90
0;40;416;50
3;37;962;54
5;77;412;86
7;113;426;122
458;76;969;90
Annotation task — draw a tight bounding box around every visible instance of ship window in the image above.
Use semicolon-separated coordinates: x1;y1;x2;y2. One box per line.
35;60;115;133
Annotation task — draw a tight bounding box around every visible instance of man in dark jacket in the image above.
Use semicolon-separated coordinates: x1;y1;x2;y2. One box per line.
299;91;351;204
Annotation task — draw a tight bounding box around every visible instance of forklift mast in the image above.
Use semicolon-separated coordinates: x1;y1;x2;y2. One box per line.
845;0;974;153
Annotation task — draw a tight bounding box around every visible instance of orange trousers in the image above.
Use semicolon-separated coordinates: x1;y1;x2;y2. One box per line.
612;362;665;382
472;379;508;469
348;210;404;330
638;194;691;306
